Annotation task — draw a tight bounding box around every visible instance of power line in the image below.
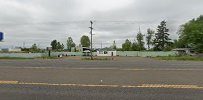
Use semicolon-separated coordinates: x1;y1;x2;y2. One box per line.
0;20;156;25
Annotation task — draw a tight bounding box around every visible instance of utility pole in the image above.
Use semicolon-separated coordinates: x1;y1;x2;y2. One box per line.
89;21;93;60
139;26;141;33
23;42;25;48
101;41;102;49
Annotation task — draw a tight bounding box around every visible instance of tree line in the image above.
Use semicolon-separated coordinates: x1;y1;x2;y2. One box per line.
50;35;90;52
25;15;203;53
114;15;203;53
175;15;203;53
22;35;90;52
121;20;172;51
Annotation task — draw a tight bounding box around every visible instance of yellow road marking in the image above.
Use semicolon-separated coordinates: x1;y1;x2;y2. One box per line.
0;80;202;89
0;80;18;84
19;82;120;87
137;84;202;89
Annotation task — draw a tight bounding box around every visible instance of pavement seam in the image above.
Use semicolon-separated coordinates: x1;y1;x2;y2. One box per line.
1;67;203;71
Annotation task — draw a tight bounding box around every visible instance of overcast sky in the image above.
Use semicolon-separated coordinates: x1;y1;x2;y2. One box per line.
0;0;203;48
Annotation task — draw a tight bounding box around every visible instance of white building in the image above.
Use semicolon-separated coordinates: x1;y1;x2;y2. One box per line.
1;48;22;52
97;51;117;56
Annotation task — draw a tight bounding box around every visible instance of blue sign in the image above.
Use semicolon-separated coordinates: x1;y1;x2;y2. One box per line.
0;32;3;41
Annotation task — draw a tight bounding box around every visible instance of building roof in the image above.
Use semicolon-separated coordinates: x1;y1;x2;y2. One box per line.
98;47;115;51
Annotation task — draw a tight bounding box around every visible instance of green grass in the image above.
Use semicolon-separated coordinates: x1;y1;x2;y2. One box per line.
0;56;59;60
0;57;34;60
155;56;203;61
37;56;59;59
81;57;114;61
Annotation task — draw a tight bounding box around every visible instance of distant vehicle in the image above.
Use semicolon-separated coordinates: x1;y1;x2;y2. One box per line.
173;48;196;56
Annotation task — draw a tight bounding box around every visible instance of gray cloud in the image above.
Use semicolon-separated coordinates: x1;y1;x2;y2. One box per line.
0;0;203;48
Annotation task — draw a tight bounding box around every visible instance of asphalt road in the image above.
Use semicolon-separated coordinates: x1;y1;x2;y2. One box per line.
0;84;203;100
0;57;203;100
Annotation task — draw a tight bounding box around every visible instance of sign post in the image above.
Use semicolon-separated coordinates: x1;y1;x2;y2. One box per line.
0;32;4;42
47;47;52;57
0;32;4;52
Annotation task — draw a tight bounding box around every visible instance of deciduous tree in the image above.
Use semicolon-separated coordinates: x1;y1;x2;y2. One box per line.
122;39;132;51
80;35;90;47
178;15;203;52
51;40;58;50
67;37;76;51
136;32;145;51
146;28;155;50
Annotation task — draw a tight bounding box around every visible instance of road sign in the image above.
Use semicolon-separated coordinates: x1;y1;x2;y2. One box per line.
47;47;52;51
0;32;4;41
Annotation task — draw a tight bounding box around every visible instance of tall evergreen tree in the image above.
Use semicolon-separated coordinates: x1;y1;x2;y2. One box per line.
153;20;171;51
